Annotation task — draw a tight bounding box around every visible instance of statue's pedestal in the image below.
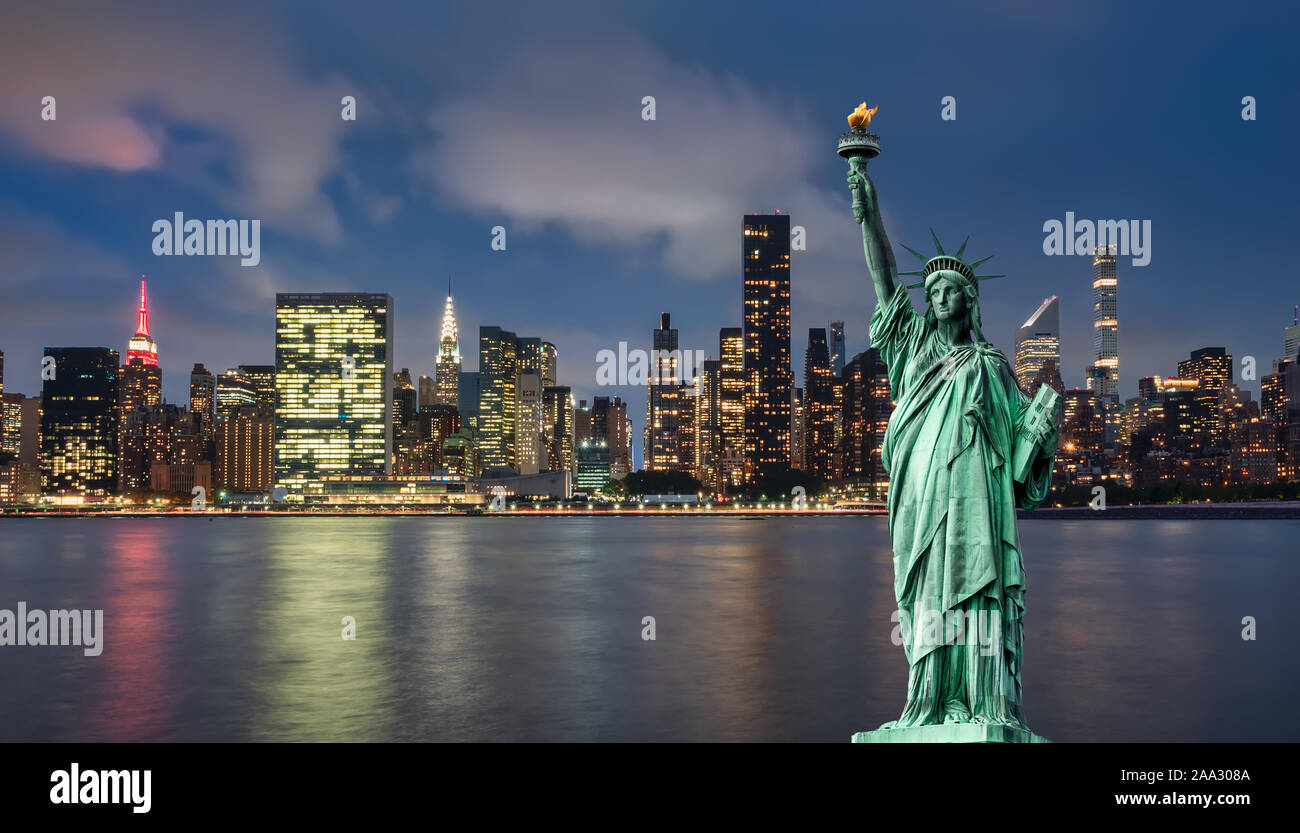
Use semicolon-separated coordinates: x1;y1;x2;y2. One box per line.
852;724;1050;743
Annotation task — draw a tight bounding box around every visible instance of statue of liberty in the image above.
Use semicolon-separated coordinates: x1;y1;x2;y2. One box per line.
846;140;1060;738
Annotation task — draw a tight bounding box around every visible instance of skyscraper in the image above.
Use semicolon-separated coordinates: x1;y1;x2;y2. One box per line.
418;375;436;411
458;371;480;429
237;364;276;414
542;342;558;389
41;347;119;496
790;386;805;471
718;327;745;492
216;406;273;493
435;288;461;407
478;326;519;470
189;364;216;445
274;293;394;493
1284;307;1299;363
393;368;418;436
1014;296;1060;393
118;357;165;494
645;312;683;471
216;369;257;416
803;328;836;480
1178;347;1233;449
126;278;159;367
543;385;574;474
742;213;793;481
830;321;846;377
592;395;630;479
1089;245;1119;398
517;371;544;474
1085;246;1119;449
693;361;721;491
838;349;892;498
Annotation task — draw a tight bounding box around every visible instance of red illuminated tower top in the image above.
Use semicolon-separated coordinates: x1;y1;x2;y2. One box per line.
126;277;159;366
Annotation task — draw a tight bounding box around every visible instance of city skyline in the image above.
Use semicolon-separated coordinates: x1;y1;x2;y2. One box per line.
0;1;1295;430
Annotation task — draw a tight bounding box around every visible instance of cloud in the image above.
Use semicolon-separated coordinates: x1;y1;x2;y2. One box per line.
415;39;862;287
0;3;355;242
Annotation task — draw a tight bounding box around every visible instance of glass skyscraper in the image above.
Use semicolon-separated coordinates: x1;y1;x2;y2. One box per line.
1014;296;1060;393
274;293;394;494
41;347;119;496
742;213;793;481
478;326;519;470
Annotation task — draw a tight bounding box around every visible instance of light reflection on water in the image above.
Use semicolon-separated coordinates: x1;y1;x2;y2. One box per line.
0;517;1294;741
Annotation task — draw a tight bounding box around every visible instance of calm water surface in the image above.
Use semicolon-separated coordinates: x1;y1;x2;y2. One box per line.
0;517;1295;741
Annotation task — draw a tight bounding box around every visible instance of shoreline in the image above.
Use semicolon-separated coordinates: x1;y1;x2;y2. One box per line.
2;502;1299;519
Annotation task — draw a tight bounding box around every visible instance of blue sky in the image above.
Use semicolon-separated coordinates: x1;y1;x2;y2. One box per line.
1;0;1296;456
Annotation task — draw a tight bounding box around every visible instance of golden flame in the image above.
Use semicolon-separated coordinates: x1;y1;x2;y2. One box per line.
847;102;878;130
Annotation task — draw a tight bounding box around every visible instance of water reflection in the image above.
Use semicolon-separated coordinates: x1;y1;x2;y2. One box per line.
0;517;1294;741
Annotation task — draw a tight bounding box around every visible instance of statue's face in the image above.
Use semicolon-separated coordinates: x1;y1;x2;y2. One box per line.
928;275;967;323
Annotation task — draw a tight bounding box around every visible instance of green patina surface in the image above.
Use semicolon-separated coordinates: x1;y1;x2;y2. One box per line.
844;130;1060;742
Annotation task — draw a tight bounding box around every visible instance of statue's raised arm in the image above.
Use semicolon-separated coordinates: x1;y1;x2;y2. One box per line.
848;166;901;308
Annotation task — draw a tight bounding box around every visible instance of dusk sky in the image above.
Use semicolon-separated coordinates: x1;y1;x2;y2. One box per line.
2;0;1296;459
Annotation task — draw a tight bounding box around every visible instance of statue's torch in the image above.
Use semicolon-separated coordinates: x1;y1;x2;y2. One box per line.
838;102;881;220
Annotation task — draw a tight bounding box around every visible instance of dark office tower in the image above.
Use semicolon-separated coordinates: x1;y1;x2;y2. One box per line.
275;293;394;494
1014;296;1061;393
645;312;683;471
0;349;4;396
517;337;544;378
838;349;893;498
542;342;558;389
216;369;256;417
718;327;745;492
1261;365;1289;426
573;399;593;445
592;395;631;479
237;365;276;414
830;321;846;377
1178;347;1233;448
692;362;721;491
790;386;805;470
418;375;436;411
742;213;793;481
458;371;480;429
803;328;836;480
41;348;119;496
544;385;574;473
1178;347;1232;394
478;326;519;470
189;363;216;445
677;381;696;480
393;368;418;436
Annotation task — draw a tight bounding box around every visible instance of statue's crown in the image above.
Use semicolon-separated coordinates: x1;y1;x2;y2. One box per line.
899;231;1004;292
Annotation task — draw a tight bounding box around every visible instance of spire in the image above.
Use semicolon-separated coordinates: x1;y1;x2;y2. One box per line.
136;277;150;337
127;275;159;366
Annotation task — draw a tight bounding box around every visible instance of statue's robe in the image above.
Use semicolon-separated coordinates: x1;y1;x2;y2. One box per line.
869;286;1053;728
